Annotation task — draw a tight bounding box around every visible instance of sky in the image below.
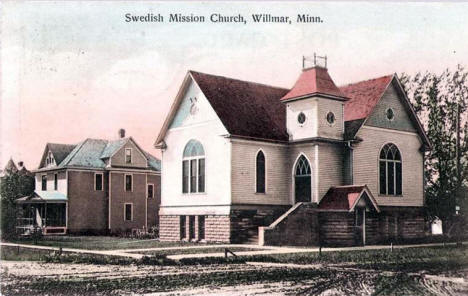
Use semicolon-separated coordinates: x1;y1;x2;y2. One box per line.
1;1;468;170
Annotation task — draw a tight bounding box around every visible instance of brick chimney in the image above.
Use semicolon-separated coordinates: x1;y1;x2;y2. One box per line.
118;128;126;138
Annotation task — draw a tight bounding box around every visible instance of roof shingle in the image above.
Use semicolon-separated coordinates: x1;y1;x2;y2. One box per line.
190;71;289;141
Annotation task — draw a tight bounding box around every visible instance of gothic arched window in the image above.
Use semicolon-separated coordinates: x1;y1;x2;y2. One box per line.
379;143;402;195
256;151;266;193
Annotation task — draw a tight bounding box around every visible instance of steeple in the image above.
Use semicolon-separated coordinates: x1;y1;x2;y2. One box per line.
281;54;347;102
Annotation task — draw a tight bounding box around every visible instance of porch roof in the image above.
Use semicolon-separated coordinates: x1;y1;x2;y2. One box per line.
318;185;380;212
16;191;68;204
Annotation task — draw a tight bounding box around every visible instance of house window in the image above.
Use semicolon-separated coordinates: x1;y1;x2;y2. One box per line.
256;151;266;193
182;140;205;194
125;148;132;164
125;174;132;191
147;183;154;198
95;173;103;191
386;108;395;121
41;175;47;191
297;112;306;124
124;203;133;221
198;216;205;240
180;216;186;239
326;112;336;125
46;151;54;166
379;143;402;196
54;173;58;190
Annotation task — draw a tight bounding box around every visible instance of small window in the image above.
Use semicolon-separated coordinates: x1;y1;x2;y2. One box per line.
326;112;335;125
147;184;154;198
54;174;58;190
182;160;189;193
256;151;266;193
198;216;205;240
379;143;402;195
124;204;133;221
180;216;186;239
41;175;47;191
125;174;132;191
125;148;132;164
297;112;306;124
386;108;394;121
95;173;103;191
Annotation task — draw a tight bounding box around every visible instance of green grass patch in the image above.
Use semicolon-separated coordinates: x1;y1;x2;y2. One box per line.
1;245;52;261
245;245;468;273
7;236;201;250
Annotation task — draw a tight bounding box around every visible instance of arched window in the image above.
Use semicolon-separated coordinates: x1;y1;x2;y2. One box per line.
379;143;402;195
182;140;205;193
256;151;265;193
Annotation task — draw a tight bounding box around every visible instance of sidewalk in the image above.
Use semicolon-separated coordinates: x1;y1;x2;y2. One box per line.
1;241;464;261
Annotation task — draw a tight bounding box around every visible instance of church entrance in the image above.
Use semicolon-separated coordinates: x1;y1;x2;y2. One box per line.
294;155;311;203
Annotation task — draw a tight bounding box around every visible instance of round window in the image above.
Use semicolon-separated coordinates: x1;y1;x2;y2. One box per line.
386;108;394;120
297;112;306;124
326;112;335;125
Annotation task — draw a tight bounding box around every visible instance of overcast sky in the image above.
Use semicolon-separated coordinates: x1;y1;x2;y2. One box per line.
1;1;468;169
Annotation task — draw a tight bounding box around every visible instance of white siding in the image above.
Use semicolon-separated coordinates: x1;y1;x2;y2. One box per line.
317;99;344;140
353;126;424;207
286;99;318;141
160;79;231;213
289;144;318;203
231;140;289;205
35;170;67;194
317;143;344;201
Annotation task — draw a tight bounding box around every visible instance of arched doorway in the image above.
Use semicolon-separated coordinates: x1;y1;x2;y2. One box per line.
294;155;311;203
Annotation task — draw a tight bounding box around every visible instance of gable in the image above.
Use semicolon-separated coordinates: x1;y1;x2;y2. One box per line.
110;139;148;168
364;82;417;132
169;79;221;129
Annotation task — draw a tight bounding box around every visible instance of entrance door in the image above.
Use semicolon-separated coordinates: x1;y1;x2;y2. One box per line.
294;155;311;203
354;208;366;245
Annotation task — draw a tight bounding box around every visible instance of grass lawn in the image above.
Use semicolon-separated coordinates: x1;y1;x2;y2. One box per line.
246;245;468;274
7;235;203;250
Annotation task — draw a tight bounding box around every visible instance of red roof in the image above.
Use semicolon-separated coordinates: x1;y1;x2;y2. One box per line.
341;75;394;121
319;185;366;211
190;71;290;141
281;67;347;101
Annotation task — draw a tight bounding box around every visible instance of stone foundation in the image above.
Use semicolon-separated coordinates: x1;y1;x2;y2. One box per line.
159;205;288;243
260;203;320;246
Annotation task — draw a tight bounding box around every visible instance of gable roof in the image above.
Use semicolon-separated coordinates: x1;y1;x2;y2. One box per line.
39;143;77;168
318;185;380;212
38;138;160;171
340;75;431;149
191;71;290;141
155;71;290;145
156;70;431;148
4;158;18;174
341;75;394;122
281;67;348;101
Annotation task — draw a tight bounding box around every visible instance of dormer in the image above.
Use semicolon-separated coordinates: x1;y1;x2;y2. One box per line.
281;57;348;142
45;150;56;167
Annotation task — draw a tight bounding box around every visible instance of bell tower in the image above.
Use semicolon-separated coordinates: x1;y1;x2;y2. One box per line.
281;54;348;141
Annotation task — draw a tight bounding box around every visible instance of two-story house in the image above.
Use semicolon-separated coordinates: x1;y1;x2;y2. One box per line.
16;130;161;235
154;63;431;246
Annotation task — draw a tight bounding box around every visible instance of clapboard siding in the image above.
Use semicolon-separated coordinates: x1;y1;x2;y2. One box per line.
289;144;317;203
231;140;290;205
111;140;148;168
317;99;345;140
365;83;417;132
318;143;344;201
353;126;424;206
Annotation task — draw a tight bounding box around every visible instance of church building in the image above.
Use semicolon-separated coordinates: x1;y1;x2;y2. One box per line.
154;61;431;246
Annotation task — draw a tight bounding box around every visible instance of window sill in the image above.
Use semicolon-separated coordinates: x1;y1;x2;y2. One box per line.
254;192;266;195
378;194;403;197
182;192;207;196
